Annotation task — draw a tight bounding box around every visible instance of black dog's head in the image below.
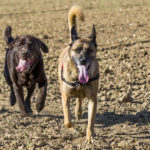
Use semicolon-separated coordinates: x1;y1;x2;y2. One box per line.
69;25;97;84
4;26;48;72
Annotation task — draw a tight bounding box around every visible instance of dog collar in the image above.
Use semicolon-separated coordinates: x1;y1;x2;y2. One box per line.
61;64;99;87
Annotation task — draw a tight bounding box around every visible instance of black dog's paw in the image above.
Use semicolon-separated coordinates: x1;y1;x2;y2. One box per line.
21;112;28;117
10;90;16;106
20;108;29;117
25;101;33;114
36;101;45;112
26;106;33;114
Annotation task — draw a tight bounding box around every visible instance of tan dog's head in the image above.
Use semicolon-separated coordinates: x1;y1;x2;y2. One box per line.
69;25;97;84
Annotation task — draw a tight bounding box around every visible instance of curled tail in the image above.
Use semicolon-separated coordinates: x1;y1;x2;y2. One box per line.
68;5;84;41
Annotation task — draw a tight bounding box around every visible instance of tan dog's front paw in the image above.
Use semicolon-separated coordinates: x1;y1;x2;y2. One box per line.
86;135;95;143
64;122;74;128
86;131;95;143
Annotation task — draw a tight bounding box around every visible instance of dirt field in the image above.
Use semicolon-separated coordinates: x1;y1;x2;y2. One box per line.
0;0;150;149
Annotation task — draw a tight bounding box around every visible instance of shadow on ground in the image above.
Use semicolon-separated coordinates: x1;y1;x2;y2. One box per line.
81;110;150;127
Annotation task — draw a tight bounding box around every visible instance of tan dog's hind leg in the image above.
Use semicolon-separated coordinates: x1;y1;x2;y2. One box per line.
86;98;97;143
62;94;73;128
75;98;82;120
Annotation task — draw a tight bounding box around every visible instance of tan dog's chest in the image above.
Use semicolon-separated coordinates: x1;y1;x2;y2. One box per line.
62;82;98;99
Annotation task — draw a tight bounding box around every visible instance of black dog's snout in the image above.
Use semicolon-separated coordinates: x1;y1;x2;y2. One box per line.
22;50;29;58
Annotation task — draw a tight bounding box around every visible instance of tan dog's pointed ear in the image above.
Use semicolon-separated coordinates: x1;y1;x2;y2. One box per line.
71;25;79;42
89;24;97;47
36;38;49;53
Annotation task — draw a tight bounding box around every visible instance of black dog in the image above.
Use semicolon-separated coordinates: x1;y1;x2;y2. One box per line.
4;26;48;116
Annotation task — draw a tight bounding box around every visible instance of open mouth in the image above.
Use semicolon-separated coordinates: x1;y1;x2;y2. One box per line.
77;63;91;84
16;58;32;72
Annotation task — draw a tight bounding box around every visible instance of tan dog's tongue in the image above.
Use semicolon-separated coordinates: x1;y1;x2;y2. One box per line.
16;59;30;72
78;65;89;84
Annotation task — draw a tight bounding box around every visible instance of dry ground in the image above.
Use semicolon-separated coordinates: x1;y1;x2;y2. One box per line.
0;0;150;149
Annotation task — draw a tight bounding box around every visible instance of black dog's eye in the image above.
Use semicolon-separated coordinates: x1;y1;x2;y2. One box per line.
28;43;32;46
28;43;33;48
75;47;82;53
18;42;24;47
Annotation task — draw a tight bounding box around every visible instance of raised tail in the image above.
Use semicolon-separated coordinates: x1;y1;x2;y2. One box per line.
4;26;14;45
68;5;84;41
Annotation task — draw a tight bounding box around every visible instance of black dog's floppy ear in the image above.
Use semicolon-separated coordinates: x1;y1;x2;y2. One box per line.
89;24;97;47
36;38;49;53
71;25;79;42
4;26;14;45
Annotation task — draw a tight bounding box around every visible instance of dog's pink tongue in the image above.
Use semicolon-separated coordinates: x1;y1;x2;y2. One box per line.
78;65;89;84
16;59;30;72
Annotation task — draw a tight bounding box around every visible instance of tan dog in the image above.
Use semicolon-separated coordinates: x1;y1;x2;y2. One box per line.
58;5;99;143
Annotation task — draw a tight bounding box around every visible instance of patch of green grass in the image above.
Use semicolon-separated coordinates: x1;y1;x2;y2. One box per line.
24;132;31;150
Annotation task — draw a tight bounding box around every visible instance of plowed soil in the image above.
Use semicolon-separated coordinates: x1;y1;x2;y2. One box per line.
0;0;150;149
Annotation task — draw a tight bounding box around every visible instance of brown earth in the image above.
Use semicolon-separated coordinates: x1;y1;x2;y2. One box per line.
0;0;150;149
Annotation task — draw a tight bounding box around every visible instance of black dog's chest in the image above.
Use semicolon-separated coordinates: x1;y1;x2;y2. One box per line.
17;73;35;87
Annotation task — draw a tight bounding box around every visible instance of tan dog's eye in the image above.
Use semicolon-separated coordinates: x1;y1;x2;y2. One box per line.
75;47;82;53
87;48;92;54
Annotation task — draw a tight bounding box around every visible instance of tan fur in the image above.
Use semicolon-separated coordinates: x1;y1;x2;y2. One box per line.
58;5;99;143
68;5;84;41
75;98;82;120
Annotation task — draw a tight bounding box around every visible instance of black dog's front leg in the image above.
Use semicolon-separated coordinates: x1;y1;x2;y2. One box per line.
4;51;16;106
13;84;27;116
36;80;47;113
25;84;36;114
9;85;16;106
